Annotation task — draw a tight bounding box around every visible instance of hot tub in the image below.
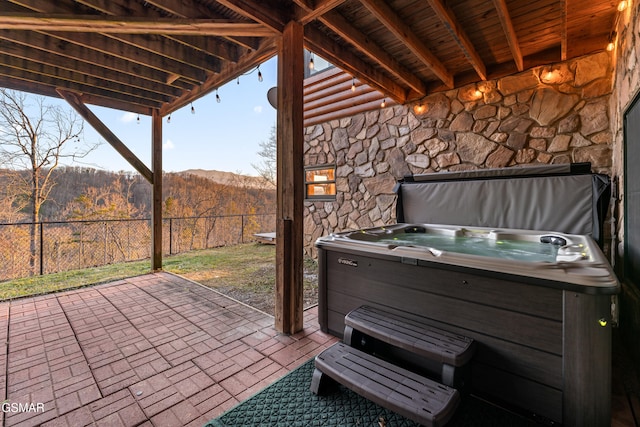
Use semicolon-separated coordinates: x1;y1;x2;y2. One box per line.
316;223;619;426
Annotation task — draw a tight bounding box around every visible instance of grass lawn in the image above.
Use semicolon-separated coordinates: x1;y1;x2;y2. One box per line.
0;243;318;316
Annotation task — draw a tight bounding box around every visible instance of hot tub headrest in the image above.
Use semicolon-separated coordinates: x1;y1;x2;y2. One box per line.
395;163;610;247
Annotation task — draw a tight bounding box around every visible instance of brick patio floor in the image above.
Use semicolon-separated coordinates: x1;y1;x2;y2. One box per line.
0;272;338;427
1;272;637;426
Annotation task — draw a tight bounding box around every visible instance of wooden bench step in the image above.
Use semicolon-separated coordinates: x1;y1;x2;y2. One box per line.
311;343;460;427
345;305;475;366
344;305;475;386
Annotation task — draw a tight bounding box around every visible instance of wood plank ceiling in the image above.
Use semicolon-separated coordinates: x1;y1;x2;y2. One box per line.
0;0;619;117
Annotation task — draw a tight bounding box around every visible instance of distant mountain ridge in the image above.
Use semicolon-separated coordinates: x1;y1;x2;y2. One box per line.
181;169;275;189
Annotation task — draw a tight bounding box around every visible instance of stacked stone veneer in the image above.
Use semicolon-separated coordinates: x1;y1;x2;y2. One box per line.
610;3;640;367
303;51;613;256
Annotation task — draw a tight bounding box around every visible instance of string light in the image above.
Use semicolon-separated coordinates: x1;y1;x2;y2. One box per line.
215;89;221;103
607;36;615;52
191;103;195;114
257;66;263;82
351;78;356;92
309;53;315;70
136;114;140;124
380;98;386;108
237;77;240;84
167;114;171;124
607;2;627;51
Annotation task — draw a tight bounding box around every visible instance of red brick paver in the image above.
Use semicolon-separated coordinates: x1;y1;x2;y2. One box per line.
0;272;337;426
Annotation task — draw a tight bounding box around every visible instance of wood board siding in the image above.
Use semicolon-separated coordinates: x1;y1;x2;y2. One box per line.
304;67;393;127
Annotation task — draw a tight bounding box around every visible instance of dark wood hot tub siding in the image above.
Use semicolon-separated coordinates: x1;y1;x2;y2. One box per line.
318;248;612;424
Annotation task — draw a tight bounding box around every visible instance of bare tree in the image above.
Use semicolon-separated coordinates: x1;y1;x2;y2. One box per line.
0;89;97;273
252;124;277;186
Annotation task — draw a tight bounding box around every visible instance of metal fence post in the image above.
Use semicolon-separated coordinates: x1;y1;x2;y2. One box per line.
39;222;44;276
169;218;173;255
240;215;245;244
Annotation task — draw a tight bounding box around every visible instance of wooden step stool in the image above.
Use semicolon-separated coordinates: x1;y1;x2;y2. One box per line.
311;306;476;426
311;342;460;427
344;305;475;387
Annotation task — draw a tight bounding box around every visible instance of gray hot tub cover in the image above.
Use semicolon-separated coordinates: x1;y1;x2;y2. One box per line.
395;163;610;247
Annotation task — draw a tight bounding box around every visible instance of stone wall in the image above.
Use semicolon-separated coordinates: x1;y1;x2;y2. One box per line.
610;2;640;365
303;51;613;256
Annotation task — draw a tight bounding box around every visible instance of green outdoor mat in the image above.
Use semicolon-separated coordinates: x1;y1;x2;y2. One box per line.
205;358;541;427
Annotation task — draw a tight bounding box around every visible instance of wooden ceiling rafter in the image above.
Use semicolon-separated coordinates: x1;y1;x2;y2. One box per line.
0;14;277;37
0;29;192;93
358;0;454;89
75;0;247;61
560;0;568;60
318;11;426;97
1;2;210;86
41;30;209;84
214;0;288;33
0;0;618;118
0;56;171;105
426;0;487;81
492;0;524;71
293;0;348;25
0;69;163;111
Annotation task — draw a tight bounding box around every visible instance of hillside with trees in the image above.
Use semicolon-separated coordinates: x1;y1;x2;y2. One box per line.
0;167;275;223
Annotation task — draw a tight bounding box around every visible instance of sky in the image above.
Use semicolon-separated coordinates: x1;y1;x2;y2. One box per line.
59;56;278;176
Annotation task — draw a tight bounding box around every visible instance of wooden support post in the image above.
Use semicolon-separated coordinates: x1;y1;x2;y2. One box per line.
275;21;304;334
151;109;163;271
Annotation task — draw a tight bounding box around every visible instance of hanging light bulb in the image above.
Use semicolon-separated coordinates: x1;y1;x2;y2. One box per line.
191;103;195;114
617;0;627;12
380;98;386;108
237;77;240;85
351;78;356;92
607;32;617;51
309;54;315;70
167;114;171;124
257;66;263;82
137;114;140;124
216;89;221;103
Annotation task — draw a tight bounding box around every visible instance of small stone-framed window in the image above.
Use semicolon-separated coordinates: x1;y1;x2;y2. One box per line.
305;165;336;200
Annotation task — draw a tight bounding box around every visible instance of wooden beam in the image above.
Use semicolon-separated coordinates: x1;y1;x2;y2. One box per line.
492;0;524;71
318;11;427;96
56;89;153;182
0;41;182;97
293;0;348;25
0;14;276;36
0;30;193;90
17;0;242;63
3;70;163;110
0;54;170;101
276;21;304;334
43;31;207;85
359;0;453;88
215;0;287;33
426;0;487;80
561;0;568;61
151;109;163;271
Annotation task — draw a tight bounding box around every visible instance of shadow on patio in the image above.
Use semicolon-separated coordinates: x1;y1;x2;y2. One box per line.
0;272;637;426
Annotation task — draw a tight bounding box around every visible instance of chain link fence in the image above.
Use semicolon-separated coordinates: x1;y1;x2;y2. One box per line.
0;213;275;282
